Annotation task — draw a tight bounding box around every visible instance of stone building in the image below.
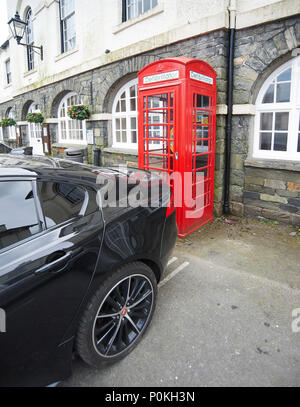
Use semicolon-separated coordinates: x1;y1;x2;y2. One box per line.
0;0;300;225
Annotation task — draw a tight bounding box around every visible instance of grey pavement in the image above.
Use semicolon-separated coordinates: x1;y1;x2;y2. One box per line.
63;218;300;387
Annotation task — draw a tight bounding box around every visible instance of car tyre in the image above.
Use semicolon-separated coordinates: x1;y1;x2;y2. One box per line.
75;262;157;367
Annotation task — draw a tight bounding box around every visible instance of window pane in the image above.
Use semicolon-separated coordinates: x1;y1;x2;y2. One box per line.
0;181;40;250
276;83;290;103
260;113;273;130
63;14;76;51
196;94;210;108
39;181;86;227
262;84;274;103
148;94;169;108
130;85;136;97
130;98;136;111
131;131;137;144
131;117;137;129
275;112;289;131
144;0;151;12
277;68;291;82
274;133;287;151
260;133;272;150
25;9;34;45
60;0;75;19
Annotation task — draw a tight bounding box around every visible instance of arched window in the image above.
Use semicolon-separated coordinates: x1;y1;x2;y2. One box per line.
112;78;138;149
27;102;42;147
6;108;16;140
58;92;86;144
254;56;300;160
25;8;34;71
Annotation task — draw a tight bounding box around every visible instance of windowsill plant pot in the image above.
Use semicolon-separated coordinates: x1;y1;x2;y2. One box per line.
67;105;91;121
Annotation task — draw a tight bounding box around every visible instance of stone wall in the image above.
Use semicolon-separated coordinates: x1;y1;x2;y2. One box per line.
243;166;300;225
1;14;300;225
228;14;300;224
0;29;228;216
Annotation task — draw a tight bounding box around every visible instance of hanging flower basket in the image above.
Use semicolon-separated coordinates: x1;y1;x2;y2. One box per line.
67;105;91;121
0;117;16;127
26;112;44;124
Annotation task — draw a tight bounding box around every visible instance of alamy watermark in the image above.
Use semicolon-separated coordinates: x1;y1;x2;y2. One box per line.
292;308;300;333
0;308;6;333
94;166;207;218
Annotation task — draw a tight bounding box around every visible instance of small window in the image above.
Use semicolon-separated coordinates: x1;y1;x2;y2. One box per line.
5;60;11;85
3;108;17;140
254;56;300;160
123;0;158;21
112;79;138;149
60;0;76;52
0;181;41;251
25;8;34;71
58;92;87;144
38;181;99;227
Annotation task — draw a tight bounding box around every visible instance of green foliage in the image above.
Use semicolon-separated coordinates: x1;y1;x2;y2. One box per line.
0;117;16;127
67;105;91;121
26;113;44;124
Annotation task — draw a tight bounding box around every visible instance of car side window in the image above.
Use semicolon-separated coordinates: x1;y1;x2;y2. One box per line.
38;181;99;227
0;181;41;251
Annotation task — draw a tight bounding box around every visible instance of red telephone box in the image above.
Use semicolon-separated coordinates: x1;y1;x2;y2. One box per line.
138;58;217;237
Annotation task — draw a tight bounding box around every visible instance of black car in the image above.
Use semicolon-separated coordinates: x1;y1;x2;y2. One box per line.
0;155;177;387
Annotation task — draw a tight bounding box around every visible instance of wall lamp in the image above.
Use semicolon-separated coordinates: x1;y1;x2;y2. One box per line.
8;12;43;60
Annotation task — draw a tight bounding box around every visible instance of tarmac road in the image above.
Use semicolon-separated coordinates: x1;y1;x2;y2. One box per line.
63;219;300;387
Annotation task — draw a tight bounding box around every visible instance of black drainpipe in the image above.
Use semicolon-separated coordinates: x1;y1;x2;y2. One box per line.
223;1;236;215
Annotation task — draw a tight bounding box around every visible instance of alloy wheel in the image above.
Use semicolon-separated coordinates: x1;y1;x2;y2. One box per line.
92;274;154;358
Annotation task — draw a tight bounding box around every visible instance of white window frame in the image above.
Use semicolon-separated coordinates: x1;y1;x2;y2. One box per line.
126;0;158;20
60;0;76;53
27;103;42;141
112;78;138;149
254;56;300;161
0;127;3;142
25;8;34;71
5;59;11;85
3;108;17;140
58;92;87;145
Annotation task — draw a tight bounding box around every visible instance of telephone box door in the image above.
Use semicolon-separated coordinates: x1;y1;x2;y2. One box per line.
178;87;216;236
138;87;179;190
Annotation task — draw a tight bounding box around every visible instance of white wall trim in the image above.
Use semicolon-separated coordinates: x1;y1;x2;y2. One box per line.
113;4;165;34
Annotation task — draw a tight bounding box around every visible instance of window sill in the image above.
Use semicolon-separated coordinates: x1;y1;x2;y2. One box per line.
52;142;87;149
103;147;138;156
23;69;37;78
3;83;12;89
245;158;300;172
113;5;164;34
55;47;79;62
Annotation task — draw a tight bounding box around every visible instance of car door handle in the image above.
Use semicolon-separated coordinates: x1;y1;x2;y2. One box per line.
35;251;73;275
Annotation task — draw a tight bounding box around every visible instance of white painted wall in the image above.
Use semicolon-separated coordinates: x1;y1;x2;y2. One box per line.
0;0;299;105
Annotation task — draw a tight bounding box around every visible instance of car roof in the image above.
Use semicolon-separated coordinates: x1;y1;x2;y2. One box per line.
0;154;146;184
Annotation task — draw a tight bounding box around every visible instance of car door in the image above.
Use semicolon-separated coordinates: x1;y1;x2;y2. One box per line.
0;176;104;386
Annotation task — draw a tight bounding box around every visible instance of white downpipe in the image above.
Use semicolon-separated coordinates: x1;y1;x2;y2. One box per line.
228;0;237;29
